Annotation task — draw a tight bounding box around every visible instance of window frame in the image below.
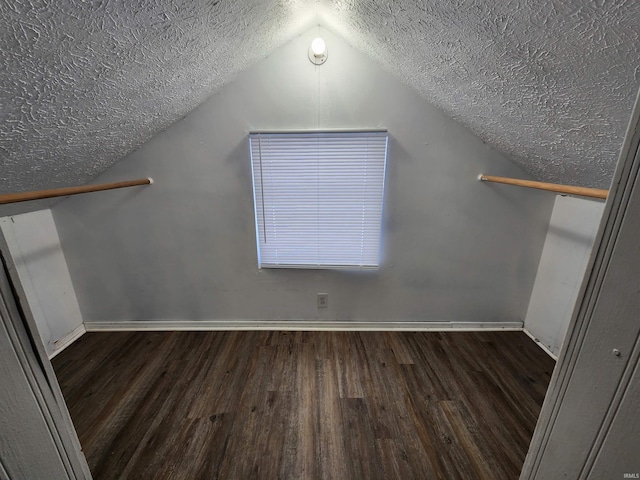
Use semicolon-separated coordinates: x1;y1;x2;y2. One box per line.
249;130;388;270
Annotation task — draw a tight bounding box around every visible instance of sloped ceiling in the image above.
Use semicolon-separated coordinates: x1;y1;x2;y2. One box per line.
1;0;639;214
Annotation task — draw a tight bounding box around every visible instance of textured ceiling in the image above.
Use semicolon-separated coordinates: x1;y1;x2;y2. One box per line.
318;0;640;189
1;0;639;214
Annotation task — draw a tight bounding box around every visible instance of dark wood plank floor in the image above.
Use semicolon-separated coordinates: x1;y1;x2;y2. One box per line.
52;330;555;480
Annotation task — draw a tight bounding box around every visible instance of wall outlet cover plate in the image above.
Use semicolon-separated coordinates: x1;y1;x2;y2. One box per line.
317;293;328;308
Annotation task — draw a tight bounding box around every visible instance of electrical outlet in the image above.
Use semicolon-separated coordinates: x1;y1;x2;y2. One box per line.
317;293;328;308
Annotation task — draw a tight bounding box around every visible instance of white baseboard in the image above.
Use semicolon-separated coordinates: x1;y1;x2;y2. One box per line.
523;328;559;360
49;324;86;359
84;320;524;332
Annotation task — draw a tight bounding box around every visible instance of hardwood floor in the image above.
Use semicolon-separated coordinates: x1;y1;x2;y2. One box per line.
52;331;555;479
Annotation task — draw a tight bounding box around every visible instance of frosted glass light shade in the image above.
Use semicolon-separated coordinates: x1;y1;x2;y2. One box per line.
311;37;326;55
308;37;328;65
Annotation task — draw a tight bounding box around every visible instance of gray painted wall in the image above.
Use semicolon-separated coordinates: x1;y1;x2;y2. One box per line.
525;196;604;357
52;27;554;325
0;210;84;358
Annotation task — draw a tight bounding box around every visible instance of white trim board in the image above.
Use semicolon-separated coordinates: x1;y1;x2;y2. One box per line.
84;320;523;332
523;328;559;361
49;324;86;360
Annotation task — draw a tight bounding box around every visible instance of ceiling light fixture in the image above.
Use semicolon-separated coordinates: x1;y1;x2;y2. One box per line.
308;37;328;65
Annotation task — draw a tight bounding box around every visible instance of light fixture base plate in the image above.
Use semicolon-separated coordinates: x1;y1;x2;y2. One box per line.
308;46;328;65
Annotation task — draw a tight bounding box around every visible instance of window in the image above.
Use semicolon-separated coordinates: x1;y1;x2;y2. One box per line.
249;131;388;269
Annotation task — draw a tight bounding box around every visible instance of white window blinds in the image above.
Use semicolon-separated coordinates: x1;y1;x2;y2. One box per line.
249;131;388;269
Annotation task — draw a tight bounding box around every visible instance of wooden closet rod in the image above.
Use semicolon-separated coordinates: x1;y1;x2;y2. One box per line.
479;175;608;200
0;178;153;205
